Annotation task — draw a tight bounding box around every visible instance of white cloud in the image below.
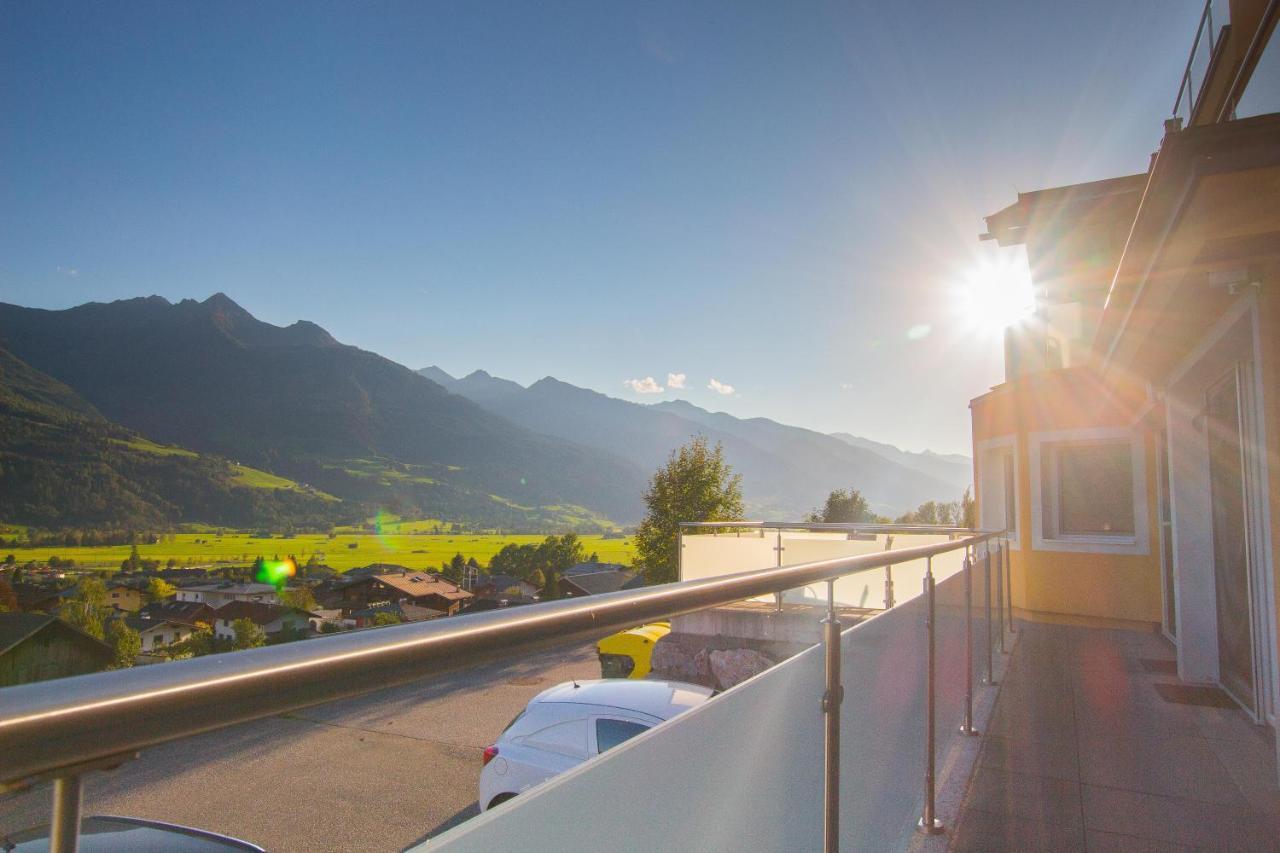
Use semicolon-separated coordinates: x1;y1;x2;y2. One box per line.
840;383;853;390
624;376;664;394
57;266;79;277
707;378;735;395
666;372;687;389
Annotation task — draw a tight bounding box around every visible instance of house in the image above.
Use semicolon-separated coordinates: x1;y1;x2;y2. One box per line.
350;601;444;628
104;580;145;612
558;566;644;597
175;582;280;609
0;613;114;687
212;601;313;641
471;573;540;601
327;571;472;617
122;615;194;653
971;5;1280;727
308;609;347;633
564;561;628;577
137;600;217;629
13;582;76;614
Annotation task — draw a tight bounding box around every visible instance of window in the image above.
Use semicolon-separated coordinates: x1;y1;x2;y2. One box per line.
594;718;649;754
1041;440;1134;537
523;719;588;759
1030;429;1147;554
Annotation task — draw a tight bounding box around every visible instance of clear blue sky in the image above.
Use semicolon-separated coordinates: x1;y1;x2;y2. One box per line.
1;1;1203;455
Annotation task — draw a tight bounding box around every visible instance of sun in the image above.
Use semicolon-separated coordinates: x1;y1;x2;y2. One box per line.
953;253;1035;336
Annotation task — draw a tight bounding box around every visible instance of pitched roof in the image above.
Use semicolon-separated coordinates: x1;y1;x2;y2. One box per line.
561;569;642;596
0;612;113;657
213;600;305;624
373;572;472;601
182;582;278;595
564;562;628;577
138;601;217;625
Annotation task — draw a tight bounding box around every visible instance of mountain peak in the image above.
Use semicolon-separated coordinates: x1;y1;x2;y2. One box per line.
417;365;456;386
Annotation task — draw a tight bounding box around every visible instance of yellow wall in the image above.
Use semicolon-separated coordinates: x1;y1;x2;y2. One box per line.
972;367;1163;625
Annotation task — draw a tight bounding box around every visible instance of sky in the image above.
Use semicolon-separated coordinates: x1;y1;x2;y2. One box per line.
0;1;1205;455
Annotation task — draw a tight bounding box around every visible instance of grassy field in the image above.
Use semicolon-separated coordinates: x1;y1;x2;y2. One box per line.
2;531;635;572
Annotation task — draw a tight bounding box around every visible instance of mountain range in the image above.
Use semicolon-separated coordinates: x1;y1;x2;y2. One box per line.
418;367;972;518
0;293;970;531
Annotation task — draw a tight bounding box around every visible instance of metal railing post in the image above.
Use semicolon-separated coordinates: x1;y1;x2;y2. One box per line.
1004;535;1016;633
821;578;843;853
959;549;978;736
49;774;83;853
883;535;895;609
774;529;785;612
995;541;1006;655
984;543;997;685
918;557;943;834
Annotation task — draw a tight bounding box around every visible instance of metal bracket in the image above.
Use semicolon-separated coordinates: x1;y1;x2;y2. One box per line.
821;685;844;713
1;751;138;795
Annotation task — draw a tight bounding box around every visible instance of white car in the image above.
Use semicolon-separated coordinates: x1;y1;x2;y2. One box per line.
478;678;714;811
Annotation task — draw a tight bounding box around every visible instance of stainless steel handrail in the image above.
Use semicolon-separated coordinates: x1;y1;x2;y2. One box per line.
679;521;972;534
0;530;1001;788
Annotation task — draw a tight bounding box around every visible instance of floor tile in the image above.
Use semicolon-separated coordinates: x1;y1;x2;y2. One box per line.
1076;731;1248;806
1084;829;1202;852
964;767;1083;830
952;808;1086;852
977;732;1079;781
1081;784;1280;849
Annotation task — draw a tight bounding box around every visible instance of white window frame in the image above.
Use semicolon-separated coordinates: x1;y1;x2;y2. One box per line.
977;435;1020;550
1029;426;1148;554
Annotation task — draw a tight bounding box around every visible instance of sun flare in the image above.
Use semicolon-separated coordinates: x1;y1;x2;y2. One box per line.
954;254;1036;336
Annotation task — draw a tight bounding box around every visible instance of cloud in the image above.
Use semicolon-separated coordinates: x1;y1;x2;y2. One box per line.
56;266;79;277
666;372;686;390
707;378;735;395
840;383;854;390
624;376;664;394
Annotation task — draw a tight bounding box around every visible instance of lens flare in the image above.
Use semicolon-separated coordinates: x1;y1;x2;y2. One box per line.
255;557;297;587
953;252;1035;337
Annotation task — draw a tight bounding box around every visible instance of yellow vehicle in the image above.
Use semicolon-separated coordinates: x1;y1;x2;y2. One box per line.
597;622;670;679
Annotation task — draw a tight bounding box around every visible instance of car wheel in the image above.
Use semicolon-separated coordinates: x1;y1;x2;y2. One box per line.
488;793;517;810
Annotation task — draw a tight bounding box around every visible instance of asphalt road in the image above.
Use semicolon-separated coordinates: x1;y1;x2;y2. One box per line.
0;642;602;853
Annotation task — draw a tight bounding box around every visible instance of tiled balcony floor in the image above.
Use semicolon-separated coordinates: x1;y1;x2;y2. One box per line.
952;621;1280;851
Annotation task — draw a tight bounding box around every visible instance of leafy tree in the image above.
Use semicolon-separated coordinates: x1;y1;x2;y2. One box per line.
0;579;16;612
144;577;177;603
105;619;141;668
635;437;744;585
231;617;266;650
371;611;402;627
122;544;142;573
62;577;109;639
167;626;215;659
960;487;976;529
278;586;319;611
805;488;875;524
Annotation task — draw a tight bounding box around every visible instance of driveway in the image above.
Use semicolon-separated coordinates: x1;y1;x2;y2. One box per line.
0;642;601;852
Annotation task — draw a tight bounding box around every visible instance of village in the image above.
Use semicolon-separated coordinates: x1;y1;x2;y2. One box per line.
0;557;643;686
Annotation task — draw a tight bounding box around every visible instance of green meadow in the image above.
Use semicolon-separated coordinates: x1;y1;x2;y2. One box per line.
3;531;635;572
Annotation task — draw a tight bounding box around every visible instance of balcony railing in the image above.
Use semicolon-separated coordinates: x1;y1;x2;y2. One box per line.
1172;0;1232;127
0;525;1007;853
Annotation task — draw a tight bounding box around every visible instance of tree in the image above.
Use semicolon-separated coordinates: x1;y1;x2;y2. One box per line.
144;577;177;603
805;488;875;524
168;626;215;659
122;544;142;573
62;577;109;639
371;611;402;627
105;619;141;668
231;617;266;650
278;586;319;611
635;437;744;585
0;579;16;612
960;487;976;529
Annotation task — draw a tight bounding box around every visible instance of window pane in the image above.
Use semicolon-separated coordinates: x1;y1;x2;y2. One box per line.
1057;443;1134;535
595;718;649;753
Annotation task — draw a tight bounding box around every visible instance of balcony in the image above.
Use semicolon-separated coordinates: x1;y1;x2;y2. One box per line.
953;619;1280;850
3;525;1274;851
